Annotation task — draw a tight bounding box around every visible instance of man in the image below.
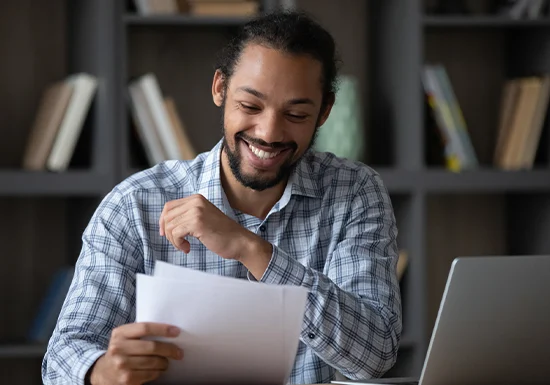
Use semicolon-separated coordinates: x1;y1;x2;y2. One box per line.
42;10;402;385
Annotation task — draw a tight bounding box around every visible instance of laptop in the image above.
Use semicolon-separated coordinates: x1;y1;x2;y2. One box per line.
332;255;550;385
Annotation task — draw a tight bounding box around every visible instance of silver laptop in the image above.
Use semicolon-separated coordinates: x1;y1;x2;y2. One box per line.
332;255;550;385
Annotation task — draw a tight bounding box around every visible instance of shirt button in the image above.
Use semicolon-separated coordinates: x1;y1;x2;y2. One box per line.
259;225;266;232
307;332;315;339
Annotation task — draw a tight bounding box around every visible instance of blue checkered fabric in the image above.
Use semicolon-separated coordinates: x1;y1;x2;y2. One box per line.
42;139;402;384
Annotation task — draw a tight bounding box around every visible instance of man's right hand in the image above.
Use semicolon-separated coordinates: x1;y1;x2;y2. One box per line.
89;322;184;385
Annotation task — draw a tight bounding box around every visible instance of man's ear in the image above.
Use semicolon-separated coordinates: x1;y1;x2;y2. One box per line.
212;69;226;107
317;92;335;127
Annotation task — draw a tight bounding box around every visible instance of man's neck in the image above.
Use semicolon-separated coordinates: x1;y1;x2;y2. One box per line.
220;149;287;220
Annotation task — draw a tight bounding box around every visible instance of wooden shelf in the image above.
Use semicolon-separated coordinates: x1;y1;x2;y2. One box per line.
123;167;550;194
424;15;550;28
422;168;550;193
375;168;418;194
375;168;550;193
0;171;111;196
124;14;253;26
0;343;46;359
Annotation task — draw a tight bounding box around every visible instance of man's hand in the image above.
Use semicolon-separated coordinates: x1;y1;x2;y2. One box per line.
89;322;183;385
159;194;255;260
159;194;273;279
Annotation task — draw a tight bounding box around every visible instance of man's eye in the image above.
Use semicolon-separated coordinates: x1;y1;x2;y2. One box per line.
287;113;307;120
239;103;259;111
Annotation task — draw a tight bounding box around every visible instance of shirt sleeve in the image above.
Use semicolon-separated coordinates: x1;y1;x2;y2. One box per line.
41;188;143;385
259;172;402;380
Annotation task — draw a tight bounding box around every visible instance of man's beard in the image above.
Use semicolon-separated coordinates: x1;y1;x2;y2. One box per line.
220;100;320;191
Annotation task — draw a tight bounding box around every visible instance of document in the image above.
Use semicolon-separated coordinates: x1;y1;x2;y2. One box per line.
136;261;309;385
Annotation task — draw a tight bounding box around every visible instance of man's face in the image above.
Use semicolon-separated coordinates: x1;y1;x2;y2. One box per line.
213;44;331;191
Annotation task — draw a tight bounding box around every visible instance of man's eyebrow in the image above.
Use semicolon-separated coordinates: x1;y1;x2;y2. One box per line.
236;86;266;100
287;98;315;106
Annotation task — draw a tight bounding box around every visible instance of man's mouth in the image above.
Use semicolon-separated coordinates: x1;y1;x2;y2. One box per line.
238;138;292;170
247;142;282;159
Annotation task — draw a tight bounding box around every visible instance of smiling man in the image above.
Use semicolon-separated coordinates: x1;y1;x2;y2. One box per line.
42;10;402;385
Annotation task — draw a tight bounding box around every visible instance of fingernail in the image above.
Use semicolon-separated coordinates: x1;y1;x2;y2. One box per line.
169;326;180;336
177;348;184;360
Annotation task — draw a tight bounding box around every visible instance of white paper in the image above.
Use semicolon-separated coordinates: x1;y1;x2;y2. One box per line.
153;261;309;382
135;261;308;385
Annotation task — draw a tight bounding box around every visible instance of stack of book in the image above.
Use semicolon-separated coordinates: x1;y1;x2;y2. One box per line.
128;73;196;167
422;64;479;172
133;0;260;17
494;75;550;170
22;73;98;172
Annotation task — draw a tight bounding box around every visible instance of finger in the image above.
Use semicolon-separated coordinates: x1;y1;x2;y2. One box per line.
112;322;180;340
172;226;191;253
120;369;162;385
161;198;192;237
159;210;165;237
109;339;183;360
124;356;170;371
164;213;193;252
159;199;186;237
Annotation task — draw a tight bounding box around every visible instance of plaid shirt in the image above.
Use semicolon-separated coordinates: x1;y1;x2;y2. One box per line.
42;139;402;385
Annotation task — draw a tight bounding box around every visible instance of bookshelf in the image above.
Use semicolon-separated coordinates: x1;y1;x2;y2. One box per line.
124;14;256;25
1;0;550;384
424;15;550;27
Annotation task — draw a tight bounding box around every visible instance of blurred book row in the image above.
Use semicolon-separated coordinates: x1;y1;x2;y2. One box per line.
22;73;98;172
422;64;550;172
21;67;550;173
21;72;196;172
133;0;260;17
128;73;197;165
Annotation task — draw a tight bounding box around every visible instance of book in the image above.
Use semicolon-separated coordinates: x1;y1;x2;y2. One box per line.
22;81;73;171
494;79;521;166
522;75;550;168
137;74;183;161
422;66;464;171
164;97;197;160
46;73;98;172
27;267;74;343
188;1;259;16
498;77;542;170
134;0;179;15
128;81;168;166
422;64;478;172
434;65;478;169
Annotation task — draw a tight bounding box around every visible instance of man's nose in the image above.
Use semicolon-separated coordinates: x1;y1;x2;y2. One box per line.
254;111;285;144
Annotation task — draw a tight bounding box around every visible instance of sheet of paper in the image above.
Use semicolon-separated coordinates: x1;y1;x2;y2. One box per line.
136;262;308;385
153;261;309;383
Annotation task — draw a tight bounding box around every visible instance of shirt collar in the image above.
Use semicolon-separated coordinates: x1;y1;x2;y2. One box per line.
288;151;323;199
196;140;236;219
196;140;322;217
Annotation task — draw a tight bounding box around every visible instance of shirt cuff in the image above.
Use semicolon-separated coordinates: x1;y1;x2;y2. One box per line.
259;244;306;286
257;246;324;348
77;349;106;385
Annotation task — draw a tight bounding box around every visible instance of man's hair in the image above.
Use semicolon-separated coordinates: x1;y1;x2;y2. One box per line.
215;10;341;109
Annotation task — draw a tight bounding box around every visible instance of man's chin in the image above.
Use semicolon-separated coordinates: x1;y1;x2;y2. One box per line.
237;171;280;191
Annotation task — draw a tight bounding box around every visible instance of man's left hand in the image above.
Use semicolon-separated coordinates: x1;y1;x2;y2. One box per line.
159;194;259;261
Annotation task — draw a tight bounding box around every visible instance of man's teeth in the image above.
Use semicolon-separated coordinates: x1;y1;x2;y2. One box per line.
248;144;280;159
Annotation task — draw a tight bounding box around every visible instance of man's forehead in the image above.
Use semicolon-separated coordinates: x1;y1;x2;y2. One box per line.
235;43;321;72
230;44;323;95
